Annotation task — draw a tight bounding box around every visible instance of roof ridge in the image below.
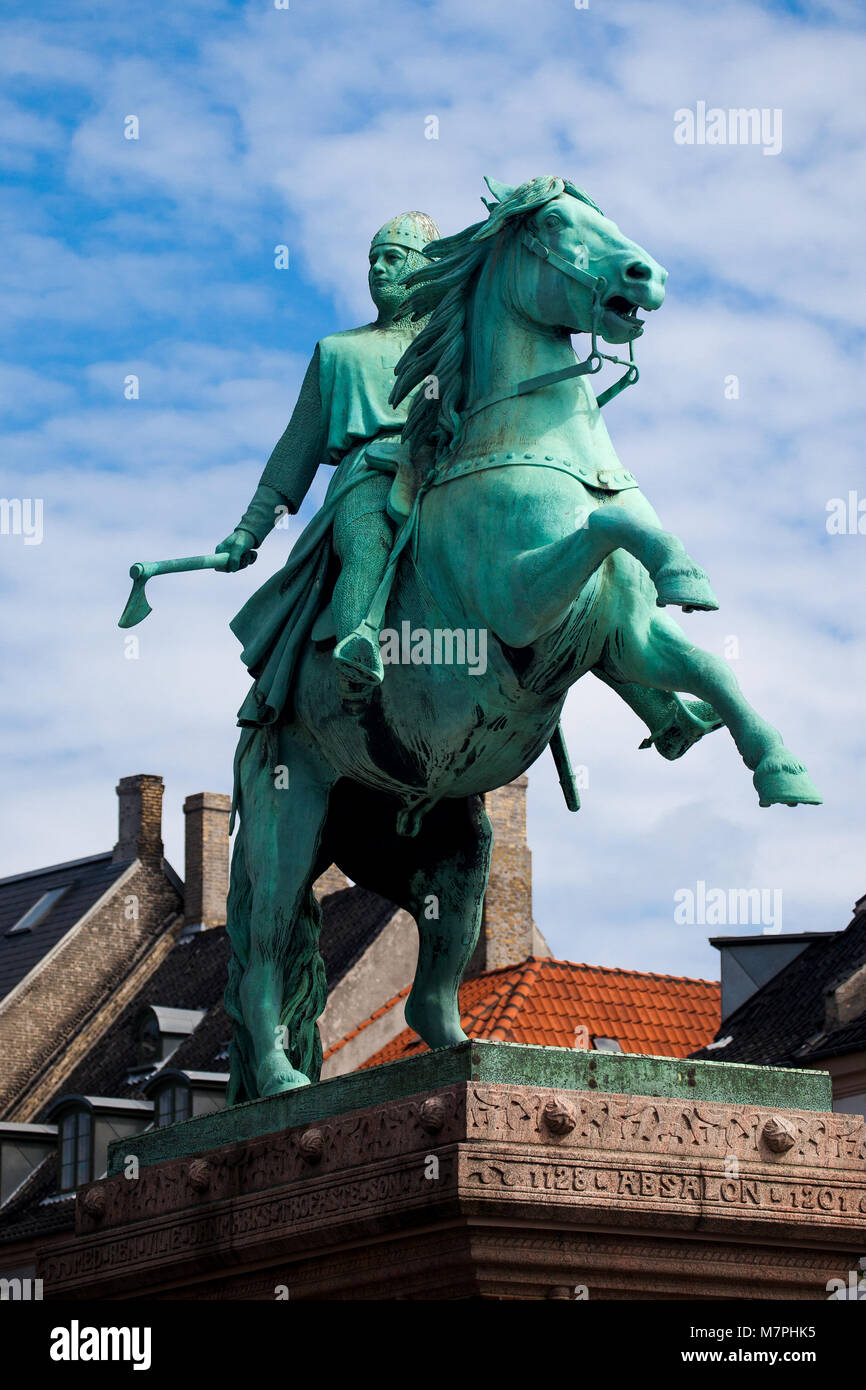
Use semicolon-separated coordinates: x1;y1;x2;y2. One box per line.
0;852;115;887
529;955;720;988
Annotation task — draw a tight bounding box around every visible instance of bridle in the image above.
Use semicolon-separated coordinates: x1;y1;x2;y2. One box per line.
460;228;640;424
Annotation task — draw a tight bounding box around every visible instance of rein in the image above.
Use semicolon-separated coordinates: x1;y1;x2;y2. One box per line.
460;230;639;424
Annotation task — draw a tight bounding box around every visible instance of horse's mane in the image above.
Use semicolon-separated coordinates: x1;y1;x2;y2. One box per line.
390;175;603;462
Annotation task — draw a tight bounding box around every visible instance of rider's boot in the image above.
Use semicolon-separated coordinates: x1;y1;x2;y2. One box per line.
333;620;385;712
639;695;723;761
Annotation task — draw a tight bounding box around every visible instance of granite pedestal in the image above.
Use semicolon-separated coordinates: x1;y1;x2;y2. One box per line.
40;1042;866;1300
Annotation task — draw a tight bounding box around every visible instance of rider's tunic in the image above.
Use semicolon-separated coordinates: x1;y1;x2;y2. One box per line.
231;322;417;728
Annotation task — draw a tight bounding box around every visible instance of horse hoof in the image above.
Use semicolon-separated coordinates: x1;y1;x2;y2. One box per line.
255;1059;311;1097
653;563;719;612
753;753;823;808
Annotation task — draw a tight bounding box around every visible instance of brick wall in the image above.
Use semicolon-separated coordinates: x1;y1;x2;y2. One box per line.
0;860;182;1120
468;776;535;973
183;792;231;928
113;775;164;864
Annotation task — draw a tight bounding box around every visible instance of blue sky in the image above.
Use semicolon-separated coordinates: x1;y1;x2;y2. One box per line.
2;0;865;981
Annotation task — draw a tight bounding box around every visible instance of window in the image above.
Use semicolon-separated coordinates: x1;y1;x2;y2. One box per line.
137;1013;161;1065
155;1085;190;1126
592;1036;623;1053
6;885;71;936
59;1110;91;1191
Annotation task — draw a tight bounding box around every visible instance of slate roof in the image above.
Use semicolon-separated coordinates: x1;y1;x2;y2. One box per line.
328;956;721;1069
691;902;866;1066
0;853;134;1002
0;1152;75;1245
0;882;401;1246
56;885;398;1096
318;886;398;986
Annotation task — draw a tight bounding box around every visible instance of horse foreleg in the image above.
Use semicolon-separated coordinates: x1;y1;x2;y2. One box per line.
496;503;718;647
235;726;334;1095
610;610;822;807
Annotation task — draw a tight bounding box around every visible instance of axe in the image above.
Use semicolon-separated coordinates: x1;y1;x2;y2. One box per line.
118;551;256;629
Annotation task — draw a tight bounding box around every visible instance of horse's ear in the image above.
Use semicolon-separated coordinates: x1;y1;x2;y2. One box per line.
483;175;516;204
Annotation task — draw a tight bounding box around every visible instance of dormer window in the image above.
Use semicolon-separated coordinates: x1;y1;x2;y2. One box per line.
59;1108;92;1192
155;1084;190;1127
47;1097;153;1193
143;1070;228;1125
5;885;71;936
137;1012;161;1064
0;1123;57;1206
133;1006;205;1068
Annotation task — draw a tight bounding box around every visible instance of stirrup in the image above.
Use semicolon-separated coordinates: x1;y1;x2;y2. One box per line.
333;627;384;687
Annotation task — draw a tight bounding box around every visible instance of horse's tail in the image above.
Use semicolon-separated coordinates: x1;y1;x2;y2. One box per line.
224;827;255;1106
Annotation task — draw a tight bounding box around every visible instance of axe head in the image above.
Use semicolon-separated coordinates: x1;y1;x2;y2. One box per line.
118;564;152;629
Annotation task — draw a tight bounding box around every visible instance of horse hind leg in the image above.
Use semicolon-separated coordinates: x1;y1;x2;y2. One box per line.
402;796;493;1049
332;788;493;1051
609;609;822;807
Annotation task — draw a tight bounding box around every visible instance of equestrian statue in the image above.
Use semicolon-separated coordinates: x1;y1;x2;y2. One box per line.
143;176;821;1102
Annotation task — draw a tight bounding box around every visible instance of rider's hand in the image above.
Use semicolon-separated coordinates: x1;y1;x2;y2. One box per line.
216;528;257;573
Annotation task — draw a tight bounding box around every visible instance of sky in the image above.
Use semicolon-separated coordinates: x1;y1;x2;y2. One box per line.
1;0;865;982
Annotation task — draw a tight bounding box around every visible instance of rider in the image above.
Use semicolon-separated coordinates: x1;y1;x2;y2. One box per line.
217;210;441;709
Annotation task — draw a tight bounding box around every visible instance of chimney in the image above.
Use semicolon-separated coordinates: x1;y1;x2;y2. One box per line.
824;961;866;1031
468;776;547;975
183;792;231;929
113;774;164;864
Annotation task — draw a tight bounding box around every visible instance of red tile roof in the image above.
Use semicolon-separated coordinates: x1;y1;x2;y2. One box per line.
323;956;721;1070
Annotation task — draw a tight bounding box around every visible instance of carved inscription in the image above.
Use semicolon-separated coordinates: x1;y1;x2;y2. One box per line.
464;1155;866;1218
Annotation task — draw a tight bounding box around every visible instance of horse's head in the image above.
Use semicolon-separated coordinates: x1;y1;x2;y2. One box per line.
481;176;667;346
392;175;669;459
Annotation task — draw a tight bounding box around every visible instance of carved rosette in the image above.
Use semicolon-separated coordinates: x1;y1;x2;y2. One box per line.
298;1128;325;1164
761;1115;797;1154
542;1098;577;1136
418;1097;447;1134
80;1186;106;1220
187;1158;213;1192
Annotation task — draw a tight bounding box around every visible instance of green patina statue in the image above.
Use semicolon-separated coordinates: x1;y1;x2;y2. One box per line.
197;176;822;1102
217;209;442;711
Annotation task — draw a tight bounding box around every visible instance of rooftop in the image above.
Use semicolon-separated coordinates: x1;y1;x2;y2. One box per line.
692;902;866;1066
326;955;721;1070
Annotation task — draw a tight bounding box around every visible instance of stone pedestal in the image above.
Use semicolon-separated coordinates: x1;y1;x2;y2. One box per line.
40;1043;866;1300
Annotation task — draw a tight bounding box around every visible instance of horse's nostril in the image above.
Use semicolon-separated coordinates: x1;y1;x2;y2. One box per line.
625;262;652;281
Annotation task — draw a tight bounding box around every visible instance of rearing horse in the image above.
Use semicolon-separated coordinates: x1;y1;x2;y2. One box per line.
225;175;820;1101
